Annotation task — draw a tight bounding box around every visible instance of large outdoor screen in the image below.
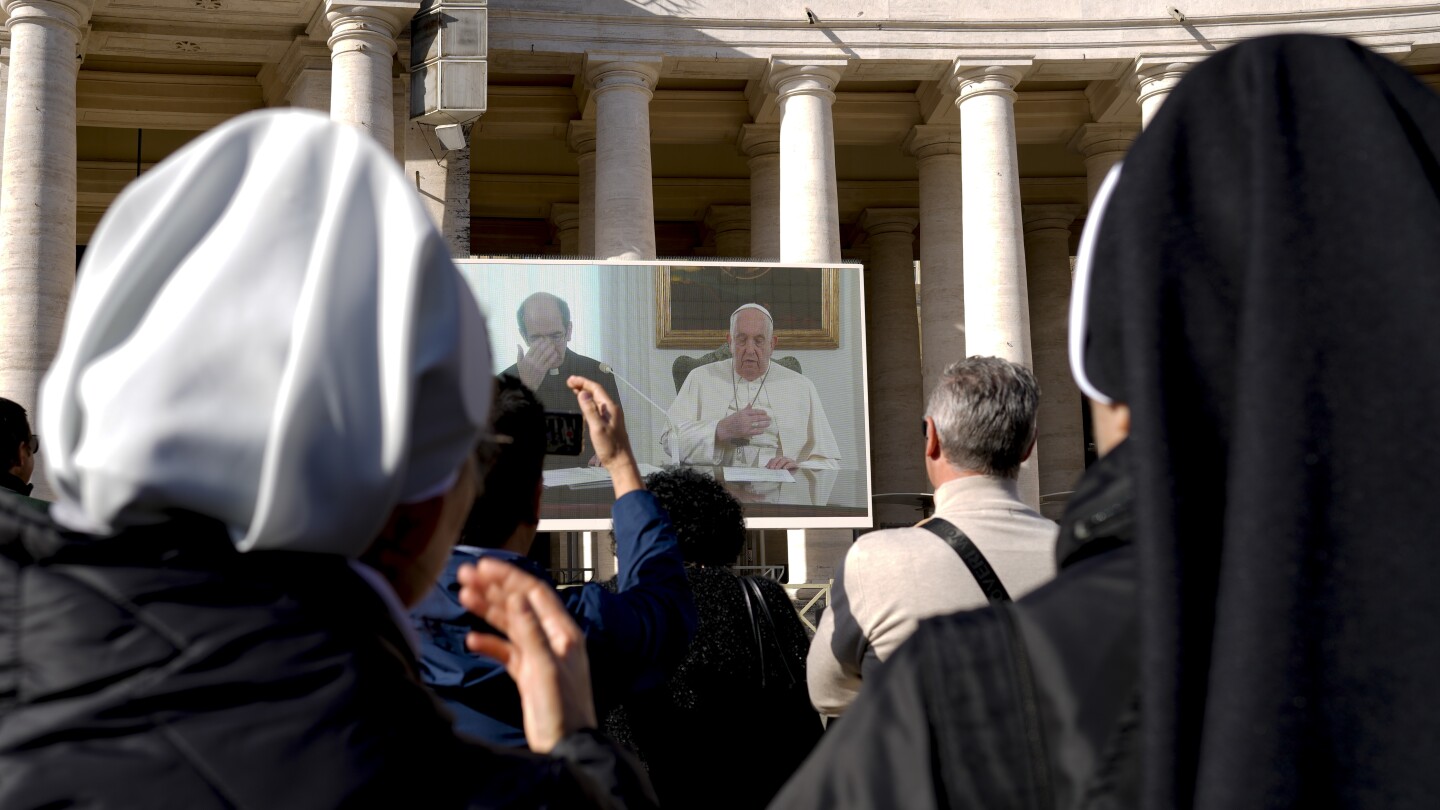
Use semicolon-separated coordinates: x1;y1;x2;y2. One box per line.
457;260;872;530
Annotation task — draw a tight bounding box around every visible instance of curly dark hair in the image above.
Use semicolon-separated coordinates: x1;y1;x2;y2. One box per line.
644;466;746;566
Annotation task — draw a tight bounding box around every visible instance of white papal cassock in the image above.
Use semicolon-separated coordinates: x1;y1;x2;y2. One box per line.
662;360;841;468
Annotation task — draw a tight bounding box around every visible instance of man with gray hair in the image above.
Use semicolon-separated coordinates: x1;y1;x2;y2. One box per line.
806;356;1057;717
663;303;840;470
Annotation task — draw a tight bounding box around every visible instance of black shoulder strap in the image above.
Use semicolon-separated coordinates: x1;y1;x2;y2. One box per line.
921;518;1012;602
742;576;802;688
736;575;767;688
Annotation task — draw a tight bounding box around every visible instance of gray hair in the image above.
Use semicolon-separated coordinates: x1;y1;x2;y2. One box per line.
729;304;773;338
925;356;1040;479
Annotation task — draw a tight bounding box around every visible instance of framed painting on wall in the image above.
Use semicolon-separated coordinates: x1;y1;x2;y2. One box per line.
654;263;840;349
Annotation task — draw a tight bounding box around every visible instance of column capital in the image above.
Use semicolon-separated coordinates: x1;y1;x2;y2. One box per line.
550;202;580;230
903;123;962;160
1022;203;1081;234
948;59;1031;104
704;204;751;234
584;53;661;99
768;57;846;103
567;120;596;154
738;123;780;158
323;1;417;55
1134;54;1203;104
859;208;920;237
1066;122;1140;159
2;0;94;34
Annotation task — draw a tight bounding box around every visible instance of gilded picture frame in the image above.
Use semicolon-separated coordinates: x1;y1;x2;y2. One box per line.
654;265;841;349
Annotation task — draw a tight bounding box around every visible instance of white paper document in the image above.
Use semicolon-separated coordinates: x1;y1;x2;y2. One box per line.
722;466;796;484
543;463;666;489
542;467;609;488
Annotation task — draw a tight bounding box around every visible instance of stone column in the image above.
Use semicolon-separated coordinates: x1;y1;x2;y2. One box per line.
586;54;660;260
770;58;845;263
767;60;848;582
904;124;965;397
1135;57;1199;129
591;532;617;581
739;124;780;261
552;203;580;256
705;205;751;258
1068;123;1138;204
1024;204;1082;519
859;209;926;504
0;0;92;499
325;2;417;152
405;121;471;258
950;61;1039;508
950;62;1031;365
567;121;597;257
1;31;11;172
786;528;851;586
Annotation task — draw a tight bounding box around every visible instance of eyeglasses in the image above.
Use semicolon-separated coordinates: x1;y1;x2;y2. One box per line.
25;434;38;455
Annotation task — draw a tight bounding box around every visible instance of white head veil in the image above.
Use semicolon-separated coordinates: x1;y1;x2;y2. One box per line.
39;109;492;557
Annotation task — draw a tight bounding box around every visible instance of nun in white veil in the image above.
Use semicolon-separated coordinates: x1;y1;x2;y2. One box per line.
0;110;654;809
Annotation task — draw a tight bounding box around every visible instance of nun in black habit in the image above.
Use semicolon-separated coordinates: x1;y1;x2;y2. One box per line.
771;35;1440;810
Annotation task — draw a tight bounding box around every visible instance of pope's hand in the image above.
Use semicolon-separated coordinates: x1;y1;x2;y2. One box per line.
765;456;799;471
516;342;562;390
716;407;772;443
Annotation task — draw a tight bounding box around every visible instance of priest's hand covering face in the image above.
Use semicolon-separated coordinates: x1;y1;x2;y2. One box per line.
515;292;573;391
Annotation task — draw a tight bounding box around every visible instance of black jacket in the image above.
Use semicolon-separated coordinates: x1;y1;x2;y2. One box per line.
604;566;822;809
0;501;656;809
771;442;1139;810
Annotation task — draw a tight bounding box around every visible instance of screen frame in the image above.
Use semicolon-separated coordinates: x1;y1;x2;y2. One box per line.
457;258;874;531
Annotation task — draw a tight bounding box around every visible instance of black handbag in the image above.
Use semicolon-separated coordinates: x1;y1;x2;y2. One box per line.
736;575;823;762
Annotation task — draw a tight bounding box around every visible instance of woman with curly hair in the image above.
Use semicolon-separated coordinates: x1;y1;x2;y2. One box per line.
602;466;822;808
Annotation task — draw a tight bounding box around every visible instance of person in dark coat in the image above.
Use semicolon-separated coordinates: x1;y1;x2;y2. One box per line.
0;109;655;809
773;34;1440;809
603;466;822;809
412;374;696;747
0;397;42;508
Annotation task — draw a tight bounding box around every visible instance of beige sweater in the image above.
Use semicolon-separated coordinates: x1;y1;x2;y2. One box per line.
806;475;1058;717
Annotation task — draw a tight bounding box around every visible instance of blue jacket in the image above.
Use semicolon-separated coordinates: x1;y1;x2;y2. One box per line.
412;490;697;746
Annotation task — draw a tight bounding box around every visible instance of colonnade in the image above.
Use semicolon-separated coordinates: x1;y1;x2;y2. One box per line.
0;0;1193;521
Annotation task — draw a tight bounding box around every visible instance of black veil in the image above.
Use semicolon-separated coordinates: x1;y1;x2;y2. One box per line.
1077;35;1440;807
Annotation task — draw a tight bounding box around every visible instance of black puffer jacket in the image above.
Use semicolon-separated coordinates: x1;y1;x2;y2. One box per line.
771;441;1139;810
0;502;656;809
602;566;822;809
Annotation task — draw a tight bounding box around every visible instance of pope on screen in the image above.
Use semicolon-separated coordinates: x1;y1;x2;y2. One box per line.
662;304;841;471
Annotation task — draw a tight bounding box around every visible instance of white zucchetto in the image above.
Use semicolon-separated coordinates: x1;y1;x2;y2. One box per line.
40;109;492;557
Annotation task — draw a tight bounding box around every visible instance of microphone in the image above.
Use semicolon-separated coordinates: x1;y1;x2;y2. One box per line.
598;362;670;421
598;362;684;463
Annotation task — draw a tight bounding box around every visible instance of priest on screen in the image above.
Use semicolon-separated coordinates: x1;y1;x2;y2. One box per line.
662;304;841;470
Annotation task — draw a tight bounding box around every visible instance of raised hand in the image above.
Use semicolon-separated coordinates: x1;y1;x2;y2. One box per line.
567;375;643;497
459;558;598;753
716;407;772;443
